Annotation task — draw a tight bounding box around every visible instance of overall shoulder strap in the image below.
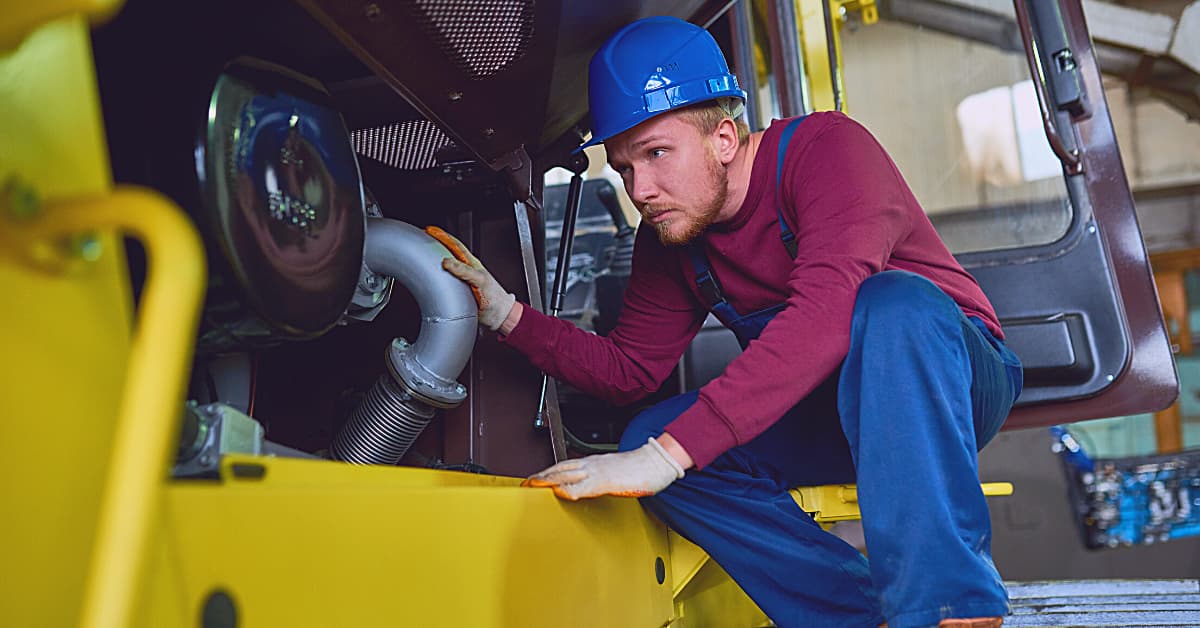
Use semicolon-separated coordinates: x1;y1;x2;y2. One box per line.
687;243;725;309
775;115;808;259
686;242;743;326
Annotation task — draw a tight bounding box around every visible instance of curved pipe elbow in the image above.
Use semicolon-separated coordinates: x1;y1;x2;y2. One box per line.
363;218;477;403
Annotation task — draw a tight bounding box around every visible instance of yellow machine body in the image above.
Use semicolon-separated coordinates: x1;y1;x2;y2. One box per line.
0;10;759;626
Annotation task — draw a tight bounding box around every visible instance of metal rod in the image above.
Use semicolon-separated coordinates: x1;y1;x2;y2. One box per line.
549;173;583;316
533;171;584;460
768;0;809;117
822;1;843;112
1013;0;1083;175
730;0;762;131
513;200;568;462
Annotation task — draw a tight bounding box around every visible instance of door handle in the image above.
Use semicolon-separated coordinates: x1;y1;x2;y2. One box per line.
1014;0;1086;175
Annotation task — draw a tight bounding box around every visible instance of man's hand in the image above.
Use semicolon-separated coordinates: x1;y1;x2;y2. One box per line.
522;438;686;501
425;226;517;331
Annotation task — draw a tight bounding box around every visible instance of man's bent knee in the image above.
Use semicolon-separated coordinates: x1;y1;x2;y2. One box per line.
618;391;700;452
853;271;954;324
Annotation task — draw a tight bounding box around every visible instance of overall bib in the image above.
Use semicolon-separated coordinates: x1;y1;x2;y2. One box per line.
616;117;1024;628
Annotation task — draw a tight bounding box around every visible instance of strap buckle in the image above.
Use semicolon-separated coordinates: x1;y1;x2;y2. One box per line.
695;270;725;308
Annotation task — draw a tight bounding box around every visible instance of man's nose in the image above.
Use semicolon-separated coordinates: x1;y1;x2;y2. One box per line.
628;172;658;206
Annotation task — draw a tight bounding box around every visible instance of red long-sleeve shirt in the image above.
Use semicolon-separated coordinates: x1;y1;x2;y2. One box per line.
503;112;1001;468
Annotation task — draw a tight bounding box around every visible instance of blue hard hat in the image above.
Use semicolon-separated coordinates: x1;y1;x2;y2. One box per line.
582;16;746;149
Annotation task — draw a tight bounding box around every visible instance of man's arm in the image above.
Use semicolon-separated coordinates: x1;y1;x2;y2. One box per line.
496;225;705;406
431;224;705;407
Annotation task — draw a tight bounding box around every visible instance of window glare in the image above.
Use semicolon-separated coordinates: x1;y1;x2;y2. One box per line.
840;20;1073;255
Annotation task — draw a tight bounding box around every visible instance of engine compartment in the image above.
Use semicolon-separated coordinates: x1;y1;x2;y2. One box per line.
91;0;722;476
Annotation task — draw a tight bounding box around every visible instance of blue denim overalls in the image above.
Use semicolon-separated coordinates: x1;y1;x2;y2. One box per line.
617;117;1024;628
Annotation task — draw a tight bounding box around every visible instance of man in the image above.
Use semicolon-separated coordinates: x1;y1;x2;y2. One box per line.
428;15;1022;628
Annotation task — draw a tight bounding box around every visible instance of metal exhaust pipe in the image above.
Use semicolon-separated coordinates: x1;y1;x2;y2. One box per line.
331;218;478;465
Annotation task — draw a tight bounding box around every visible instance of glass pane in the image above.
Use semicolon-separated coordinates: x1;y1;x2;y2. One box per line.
839;19;1073;255
542;154;643;335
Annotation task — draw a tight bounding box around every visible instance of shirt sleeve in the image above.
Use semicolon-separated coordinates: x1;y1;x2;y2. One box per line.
501;224;706;406
664;115;915;468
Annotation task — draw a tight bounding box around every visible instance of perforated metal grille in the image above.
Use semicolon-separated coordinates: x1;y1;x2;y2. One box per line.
414;0;536;79
350;120;454;170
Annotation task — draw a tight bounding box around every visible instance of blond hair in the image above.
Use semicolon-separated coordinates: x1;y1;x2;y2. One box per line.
677;97;750;145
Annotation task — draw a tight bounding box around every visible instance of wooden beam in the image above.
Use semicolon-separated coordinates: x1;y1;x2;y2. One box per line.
1151;265;1188;453
1151;247;1200;275
1156;400;1185;453
1154;269;1192;355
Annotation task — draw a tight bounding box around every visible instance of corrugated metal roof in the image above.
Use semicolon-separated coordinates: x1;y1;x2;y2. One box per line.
1006;580;1200;626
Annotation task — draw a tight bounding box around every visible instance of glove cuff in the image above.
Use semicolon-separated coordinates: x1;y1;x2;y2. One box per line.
482;291;517;331
646;437;686;480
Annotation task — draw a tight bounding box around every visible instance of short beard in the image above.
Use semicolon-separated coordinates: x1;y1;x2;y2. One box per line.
646;151;729;247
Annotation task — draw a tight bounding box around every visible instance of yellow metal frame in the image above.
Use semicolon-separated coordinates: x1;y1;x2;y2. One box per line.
669;531;772;627
792;482;1015;525
2;7;205;628
796;0;878;113
0;0;121;49
2;189;206;628
142;455;677;627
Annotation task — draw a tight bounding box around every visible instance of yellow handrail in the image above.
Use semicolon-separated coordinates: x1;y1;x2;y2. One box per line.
6;186;206;628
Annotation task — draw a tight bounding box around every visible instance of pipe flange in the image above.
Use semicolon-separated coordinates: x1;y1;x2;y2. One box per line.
384;337;467;408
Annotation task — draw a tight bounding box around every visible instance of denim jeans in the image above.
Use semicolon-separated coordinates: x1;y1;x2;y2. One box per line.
618;271;1023;628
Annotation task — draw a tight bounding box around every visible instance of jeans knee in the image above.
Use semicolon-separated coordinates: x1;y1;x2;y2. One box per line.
618;419;656;452
618;391;699;452
852;271;951;328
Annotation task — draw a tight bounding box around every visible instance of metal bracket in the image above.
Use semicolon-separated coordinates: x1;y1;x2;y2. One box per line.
513;198;569;462
502;145;537;210
174;402;266;478
344;188;394;323
1014;0;1085;175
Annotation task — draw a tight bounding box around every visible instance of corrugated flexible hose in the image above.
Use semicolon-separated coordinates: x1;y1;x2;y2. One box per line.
331;374;435;465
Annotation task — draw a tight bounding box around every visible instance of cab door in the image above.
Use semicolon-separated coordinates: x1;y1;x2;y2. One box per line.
732;0;1179;428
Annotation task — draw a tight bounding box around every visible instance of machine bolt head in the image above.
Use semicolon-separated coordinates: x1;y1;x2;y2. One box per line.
71;233;103;262
3;176;41;221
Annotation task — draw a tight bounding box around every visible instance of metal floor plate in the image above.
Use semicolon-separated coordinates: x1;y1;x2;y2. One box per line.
1006;580;1200;626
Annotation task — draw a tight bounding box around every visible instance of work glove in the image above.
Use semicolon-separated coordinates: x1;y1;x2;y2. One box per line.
425;226;517;331
522;438;686;501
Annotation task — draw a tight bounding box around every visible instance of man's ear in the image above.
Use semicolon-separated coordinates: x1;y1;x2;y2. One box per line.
713;117;740;165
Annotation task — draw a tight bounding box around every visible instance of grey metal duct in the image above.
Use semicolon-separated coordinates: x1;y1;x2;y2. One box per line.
332;218;478;465
363;218;477;393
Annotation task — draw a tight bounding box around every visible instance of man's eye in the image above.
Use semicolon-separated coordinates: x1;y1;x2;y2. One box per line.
650;149;666;158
